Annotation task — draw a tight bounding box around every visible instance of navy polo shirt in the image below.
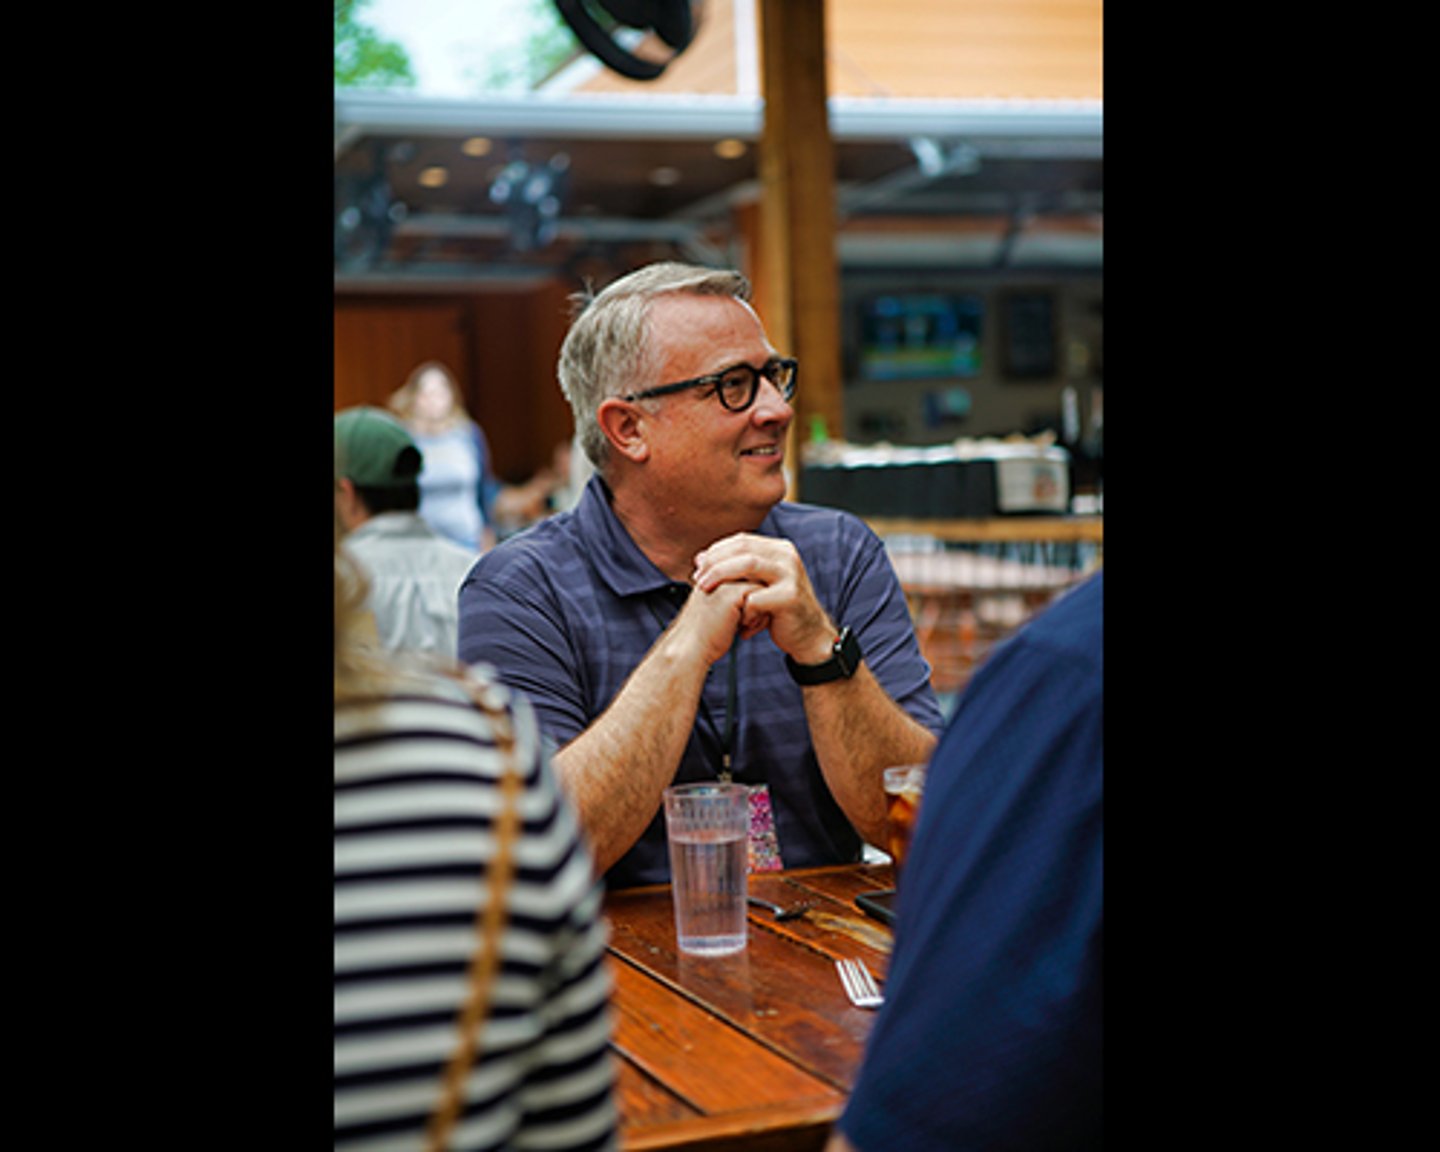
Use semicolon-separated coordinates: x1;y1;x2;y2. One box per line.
457;474;943;889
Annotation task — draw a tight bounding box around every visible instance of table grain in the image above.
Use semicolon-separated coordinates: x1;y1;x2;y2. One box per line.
605;863;897;1151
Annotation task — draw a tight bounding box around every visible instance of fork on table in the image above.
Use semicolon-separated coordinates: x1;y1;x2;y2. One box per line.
835;957;884;1008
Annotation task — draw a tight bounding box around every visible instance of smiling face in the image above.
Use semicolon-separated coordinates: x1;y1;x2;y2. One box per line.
634;293;794;534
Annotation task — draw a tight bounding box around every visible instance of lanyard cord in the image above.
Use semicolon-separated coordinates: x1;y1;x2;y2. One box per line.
646;595;739;783
720;631;738;783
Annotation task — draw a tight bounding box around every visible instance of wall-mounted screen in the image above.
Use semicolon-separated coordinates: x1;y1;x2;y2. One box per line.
857;293;983;382
1001;291;1057;379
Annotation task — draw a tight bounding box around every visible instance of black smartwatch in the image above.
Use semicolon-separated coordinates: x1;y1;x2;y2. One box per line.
786;625;862;686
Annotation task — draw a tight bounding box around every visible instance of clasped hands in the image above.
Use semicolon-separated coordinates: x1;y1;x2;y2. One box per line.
679;533;836;668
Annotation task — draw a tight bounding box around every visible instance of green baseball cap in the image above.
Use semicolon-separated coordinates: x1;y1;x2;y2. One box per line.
334;407;423;488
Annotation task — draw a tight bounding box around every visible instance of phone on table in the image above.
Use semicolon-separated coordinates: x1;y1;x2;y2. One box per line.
855;887;898;926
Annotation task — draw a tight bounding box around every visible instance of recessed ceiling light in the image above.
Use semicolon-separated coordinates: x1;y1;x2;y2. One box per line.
418;166;449;188
713;138;746;159
461;137;493;157
649;166;682;186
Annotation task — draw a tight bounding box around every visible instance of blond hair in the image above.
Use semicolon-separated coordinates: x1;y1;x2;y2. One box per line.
387;360;473;432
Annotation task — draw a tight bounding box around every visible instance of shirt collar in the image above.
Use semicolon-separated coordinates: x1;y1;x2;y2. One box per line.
572;474;785;600
346;511;432;542
572;475;678;599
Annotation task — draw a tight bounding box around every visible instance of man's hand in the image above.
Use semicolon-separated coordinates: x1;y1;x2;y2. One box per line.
691;530;937;851
691;533;836;664
550;572;760;877
671;569;763;667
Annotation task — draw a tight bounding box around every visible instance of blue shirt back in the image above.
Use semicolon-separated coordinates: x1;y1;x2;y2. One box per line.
457;475;944;888
840;569;1103;1151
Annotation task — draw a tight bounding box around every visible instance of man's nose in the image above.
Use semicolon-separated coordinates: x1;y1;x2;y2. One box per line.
751;376;794;421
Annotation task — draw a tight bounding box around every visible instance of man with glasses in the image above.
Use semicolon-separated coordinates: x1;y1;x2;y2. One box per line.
458;262;942;887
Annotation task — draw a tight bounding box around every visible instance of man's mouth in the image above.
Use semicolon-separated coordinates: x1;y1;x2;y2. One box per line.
740;444;781;458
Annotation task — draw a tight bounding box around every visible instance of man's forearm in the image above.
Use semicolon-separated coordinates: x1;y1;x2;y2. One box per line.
800;664;938;847
551;622;712;876
552;579;758;875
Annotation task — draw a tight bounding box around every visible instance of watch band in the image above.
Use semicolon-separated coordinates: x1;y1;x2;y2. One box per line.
786;626;862;686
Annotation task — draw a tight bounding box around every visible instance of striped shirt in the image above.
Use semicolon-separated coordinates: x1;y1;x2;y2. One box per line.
335;663;617;1151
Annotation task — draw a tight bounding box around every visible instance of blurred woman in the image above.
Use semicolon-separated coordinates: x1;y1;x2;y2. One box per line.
389;361;501;553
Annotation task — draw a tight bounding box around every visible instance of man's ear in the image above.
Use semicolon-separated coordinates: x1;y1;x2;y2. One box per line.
335;476;365;530
596;397;650;465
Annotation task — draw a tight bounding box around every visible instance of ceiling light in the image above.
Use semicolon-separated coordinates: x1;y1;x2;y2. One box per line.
713;138;746;159
461;137;493;157
649;166;682;186
418;166;449;188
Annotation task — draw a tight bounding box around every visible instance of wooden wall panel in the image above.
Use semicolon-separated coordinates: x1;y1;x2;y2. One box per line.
332;299;472;413
527;280;580;470
334;288;577;484
468;292;533;480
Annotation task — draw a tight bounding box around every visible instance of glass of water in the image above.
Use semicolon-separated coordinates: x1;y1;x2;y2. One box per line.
663;782;750;956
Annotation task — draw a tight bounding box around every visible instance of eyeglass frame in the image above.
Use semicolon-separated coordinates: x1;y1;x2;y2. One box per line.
620;357;798;412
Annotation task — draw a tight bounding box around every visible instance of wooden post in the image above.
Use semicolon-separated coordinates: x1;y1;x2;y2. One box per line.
756;0;842;497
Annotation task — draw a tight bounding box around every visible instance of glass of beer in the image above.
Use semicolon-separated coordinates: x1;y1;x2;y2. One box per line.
883;764;927;875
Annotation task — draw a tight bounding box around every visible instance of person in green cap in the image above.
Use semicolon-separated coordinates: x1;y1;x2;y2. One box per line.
334;406;477;658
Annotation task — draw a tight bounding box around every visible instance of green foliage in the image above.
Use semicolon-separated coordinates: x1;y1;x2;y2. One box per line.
334;0;416;89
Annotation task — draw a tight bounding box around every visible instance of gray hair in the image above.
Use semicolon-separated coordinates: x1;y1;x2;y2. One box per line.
557;261;751;473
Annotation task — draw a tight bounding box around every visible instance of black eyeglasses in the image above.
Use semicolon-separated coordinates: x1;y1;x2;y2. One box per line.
622;357;798;413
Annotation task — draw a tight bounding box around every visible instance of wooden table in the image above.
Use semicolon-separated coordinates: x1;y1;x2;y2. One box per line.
604;863;897;1151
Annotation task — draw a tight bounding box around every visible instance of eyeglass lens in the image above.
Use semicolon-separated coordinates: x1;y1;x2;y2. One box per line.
717;360;796;411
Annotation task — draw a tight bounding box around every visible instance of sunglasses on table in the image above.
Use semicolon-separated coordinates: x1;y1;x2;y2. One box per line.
622;357;798;413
